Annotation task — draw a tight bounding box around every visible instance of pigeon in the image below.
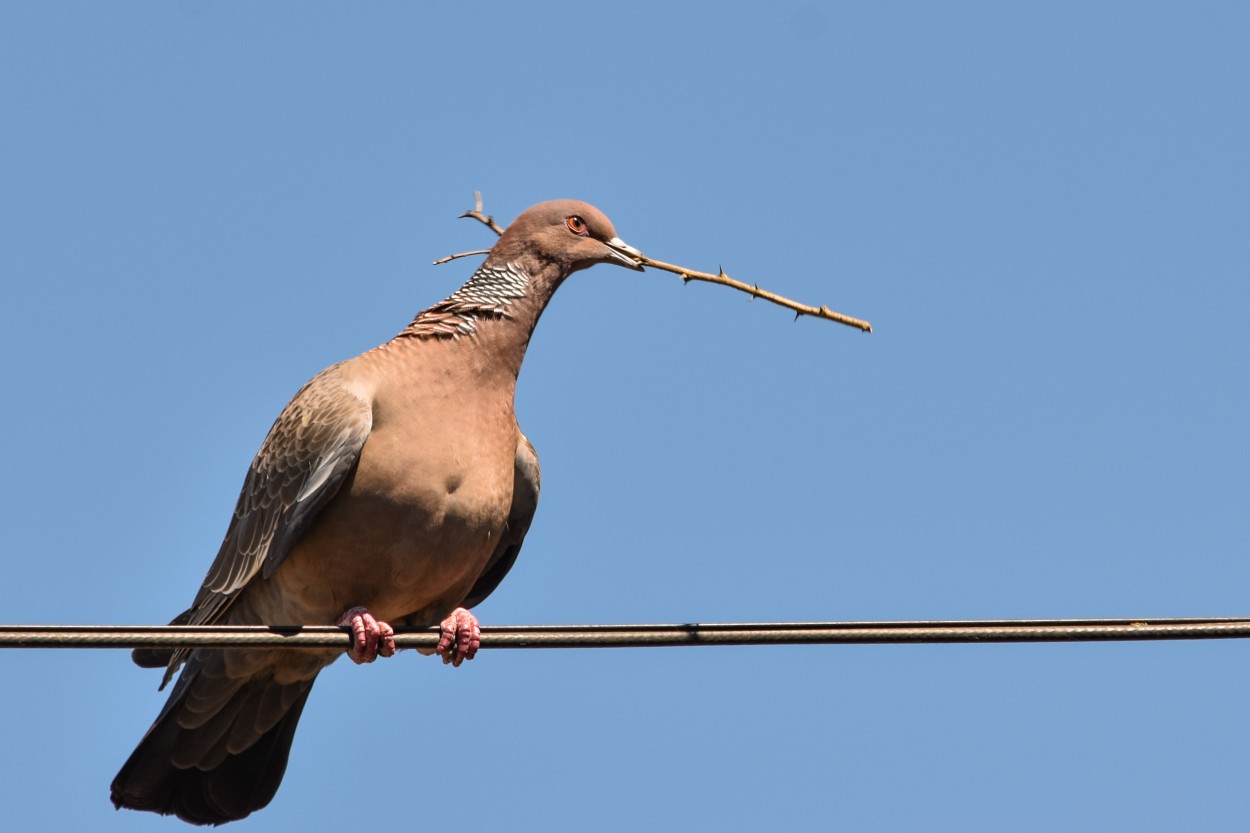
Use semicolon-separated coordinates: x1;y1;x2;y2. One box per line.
110;199;644;824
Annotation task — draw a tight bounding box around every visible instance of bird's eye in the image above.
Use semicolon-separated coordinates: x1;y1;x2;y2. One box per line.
565;216;589;237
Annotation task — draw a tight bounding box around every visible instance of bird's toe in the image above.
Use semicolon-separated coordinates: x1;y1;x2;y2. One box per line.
436;607;481;667
336;606;396;664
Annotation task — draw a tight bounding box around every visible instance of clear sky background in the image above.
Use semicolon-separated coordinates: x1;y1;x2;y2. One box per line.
1;3;1248;831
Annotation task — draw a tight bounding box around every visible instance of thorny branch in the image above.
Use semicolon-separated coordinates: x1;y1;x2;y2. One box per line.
436;192;873;333
432;248;491;266
459;191;505;235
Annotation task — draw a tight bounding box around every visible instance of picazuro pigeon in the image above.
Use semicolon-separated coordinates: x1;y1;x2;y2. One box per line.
110;199;644;825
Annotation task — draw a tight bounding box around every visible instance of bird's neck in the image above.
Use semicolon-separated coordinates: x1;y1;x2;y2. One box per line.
396;259;568;380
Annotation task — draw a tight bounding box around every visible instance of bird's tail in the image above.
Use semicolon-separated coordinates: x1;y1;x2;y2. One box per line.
110;652;316;826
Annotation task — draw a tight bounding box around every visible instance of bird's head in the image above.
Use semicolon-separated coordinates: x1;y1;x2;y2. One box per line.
490;199;644;276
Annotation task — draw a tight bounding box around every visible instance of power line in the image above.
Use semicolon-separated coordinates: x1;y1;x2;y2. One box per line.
3;617;1250;651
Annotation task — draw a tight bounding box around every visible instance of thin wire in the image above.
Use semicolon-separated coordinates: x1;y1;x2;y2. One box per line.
3;617;1250;651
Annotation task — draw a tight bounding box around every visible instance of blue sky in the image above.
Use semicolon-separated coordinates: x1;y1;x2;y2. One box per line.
1;2;1248;830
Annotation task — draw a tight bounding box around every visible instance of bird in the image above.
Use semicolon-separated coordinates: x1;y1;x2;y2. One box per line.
110;199;644;825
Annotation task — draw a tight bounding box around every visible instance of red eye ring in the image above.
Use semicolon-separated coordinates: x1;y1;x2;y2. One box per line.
565;216;589;237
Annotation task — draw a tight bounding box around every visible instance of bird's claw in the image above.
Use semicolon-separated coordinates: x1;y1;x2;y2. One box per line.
436;607;480;667
336;606;396;664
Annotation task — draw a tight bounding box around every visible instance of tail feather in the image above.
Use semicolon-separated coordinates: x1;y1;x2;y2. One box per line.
130;608;193;671
111;654;316;826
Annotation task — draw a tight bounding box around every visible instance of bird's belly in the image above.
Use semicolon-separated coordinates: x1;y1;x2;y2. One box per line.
243;452;513;627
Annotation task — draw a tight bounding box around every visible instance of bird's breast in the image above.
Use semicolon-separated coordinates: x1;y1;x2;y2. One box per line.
256;390;520;626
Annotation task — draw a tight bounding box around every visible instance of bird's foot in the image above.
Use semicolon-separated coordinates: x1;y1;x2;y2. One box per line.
336;606;396;664
436;607;480;667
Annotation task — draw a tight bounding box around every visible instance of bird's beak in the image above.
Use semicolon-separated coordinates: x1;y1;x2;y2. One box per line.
603;236;645;271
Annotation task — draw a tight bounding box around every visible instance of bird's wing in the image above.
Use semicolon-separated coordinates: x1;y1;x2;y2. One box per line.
460;431;540;610
189;367;373;627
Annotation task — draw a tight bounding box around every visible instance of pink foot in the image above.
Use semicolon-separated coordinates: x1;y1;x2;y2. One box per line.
336;606;396;664
436;607;480;667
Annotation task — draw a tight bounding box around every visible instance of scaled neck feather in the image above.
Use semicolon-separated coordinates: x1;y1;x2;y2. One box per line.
399;261;531;339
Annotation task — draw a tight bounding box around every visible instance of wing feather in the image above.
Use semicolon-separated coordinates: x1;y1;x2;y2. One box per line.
189;367;372;626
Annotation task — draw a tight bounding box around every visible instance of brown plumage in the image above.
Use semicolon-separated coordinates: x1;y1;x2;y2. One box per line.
110;200;644;825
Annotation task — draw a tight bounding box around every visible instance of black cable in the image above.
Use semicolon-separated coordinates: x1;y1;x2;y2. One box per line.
2;616;1249;650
